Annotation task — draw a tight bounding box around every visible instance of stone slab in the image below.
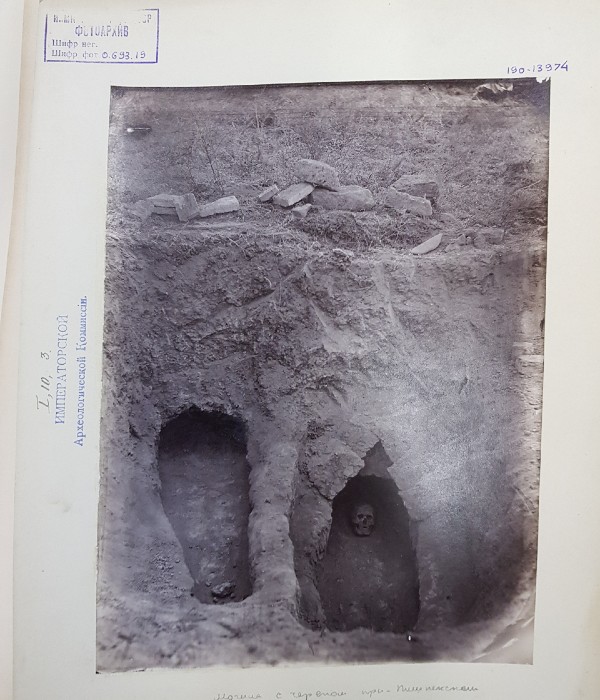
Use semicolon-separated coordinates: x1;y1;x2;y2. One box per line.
153;205;178;216
295;159;341;191
384;188;433;216
198;195;240;218
272;182;314;207
310;185;375;211
411;233;443;255
392;175;440;200
175;193;200;222
258;184;279;203
291;203;312;219
148;193;182;207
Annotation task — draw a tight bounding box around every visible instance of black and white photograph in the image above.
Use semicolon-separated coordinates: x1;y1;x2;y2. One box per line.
96;79;549;671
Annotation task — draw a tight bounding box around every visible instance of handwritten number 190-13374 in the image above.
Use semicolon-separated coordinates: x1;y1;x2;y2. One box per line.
508;61;568;74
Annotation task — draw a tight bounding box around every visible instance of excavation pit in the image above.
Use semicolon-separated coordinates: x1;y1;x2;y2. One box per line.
98;80;549;669
316;472;420;634
157;408;252;604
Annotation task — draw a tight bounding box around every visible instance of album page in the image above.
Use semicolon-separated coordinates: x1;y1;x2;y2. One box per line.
11;1;600;699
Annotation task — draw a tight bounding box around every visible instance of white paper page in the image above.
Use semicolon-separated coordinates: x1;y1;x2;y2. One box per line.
12;1;600;699
0;0;24;314
0;2;26;698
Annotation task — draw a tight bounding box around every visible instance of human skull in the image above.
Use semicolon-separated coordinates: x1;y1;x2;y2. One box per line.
351;503;375;536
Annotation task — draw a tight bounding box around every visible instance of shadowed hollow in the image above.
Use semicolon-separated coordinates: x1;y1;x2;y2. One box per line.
157;409;252;604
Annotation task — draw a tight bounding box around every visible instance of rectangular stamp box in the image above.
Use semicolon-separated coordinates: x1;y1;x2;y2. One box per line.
44;8;159;64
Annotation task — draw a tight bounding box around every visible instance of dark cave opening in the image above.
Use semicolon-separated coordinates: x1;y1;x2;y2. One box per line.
316;469;420;633
157;408;252;604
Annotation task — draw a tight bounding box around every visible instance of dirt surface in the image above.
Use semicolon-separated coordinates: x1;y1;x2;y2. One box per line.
97;81;548;671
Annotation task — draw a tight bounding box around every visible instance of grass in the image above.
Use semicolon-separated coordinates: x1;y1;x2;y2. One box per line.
107;81;549;244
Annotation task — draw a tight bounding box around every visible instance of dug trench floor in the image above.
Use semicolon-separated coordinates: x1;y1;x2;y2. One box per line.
97;220;545;671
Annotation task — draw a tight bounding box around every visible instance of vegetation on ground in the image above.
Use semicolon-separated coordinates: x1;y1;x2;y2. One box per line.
108;81;549;250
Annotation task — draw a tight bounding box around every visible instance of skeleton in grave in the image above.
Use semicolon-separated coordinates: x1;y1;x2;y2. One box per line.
351;503;375;536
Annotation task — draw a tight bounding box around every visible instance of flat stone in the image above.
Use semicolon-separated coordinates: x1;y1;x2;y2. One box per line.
411;233;443;255
310;185;375;211
457;233;467;246
148;193;181;207
198;195;240;218
272;182;314;207
258;184;279;203
516;354;544;374
392;175;440;200
384;188;432;216
175;193;200;222
153;205;178;216
474;82;513;100
291;203;312;219
130;199;155;221
295;159;341;191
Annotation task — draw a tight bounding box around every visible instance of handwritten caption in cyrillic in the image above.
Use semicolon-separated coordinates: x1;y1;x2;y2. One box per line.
212;684;479;700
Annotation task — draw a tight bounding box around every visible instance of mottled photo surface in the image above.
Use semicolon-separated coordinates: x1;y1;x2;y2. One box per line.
97;80;549;671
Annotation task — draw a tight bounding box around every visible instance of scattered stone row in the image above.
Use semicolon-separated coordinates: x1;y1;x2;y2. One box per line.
259;158;438;219
132;157;439;224
130;157;505;258
132;192;240;222
257;158;375;217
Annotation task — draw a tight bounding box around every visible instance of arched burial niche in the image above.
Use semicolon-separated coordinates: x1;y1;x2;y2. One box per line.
316;443;420;633
157;408;252;604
